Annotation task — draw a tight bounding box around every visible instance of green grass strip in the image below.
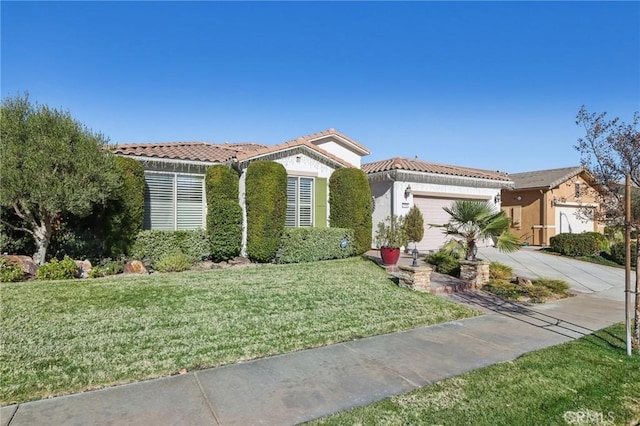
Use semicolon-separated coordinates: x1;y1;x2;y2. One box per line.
1;257;479;405
312;323;640;426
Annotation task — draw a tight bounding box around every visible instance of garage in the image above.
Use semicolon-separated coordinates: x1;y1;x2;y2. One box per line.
413;195;485;252
555;205;594;235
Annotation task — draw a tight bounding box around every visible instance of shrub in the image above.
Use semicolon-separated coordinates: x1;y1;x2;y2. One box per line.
89;259;123;278
0;257;26;282
245;161;287;263
329;168;372;255
426;250;460;276
485;279;520;299
489;262;513;280
404;205;424;246
206;166;242;262
36;256;78;280
609;241;638;267
103;156;145;257
276;228;355;263
154;252;191;272
549;233;599;257
48;221;105;262
534;278;570;296
374;215;407;248
131;230;210;265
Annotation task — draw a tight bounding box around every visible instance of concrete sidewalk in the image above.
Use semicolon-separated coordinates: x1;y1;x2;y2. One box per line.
1;292;624;426
2;248;631;425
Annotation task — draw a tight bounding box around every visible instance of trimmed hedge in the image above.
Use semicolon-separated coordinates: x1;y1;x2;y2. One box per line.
131;230;210;265
245;161;287;263
610;241;638;267
425;250;460;277
104;156;145;257
276;228;355;263
206;166;242;262
549;232;600;257
329;168;372;255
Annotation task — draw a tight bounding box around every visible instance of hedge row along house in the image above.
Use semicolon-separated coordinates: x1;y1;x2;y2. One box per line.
114;129;606;254
113;129;371;254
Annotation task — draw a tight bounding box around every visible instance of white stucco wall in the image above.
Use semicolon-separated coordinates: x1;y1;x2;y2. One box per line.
274;154;335;178
370;178;503;249
313;139;363;168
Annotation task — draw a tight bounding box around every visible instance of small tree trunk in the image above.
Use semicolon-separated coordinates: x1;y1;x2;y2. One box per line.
32;218;53;265
467;240;477;261
634;231;640;353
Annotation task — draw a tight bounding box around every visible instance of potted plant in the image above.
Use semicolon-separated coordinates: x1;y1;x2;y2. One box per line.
375;215;408;265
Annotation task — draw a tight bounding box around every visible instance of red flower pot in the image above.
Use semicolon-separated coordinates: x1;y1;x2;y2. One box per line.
380;247;401;266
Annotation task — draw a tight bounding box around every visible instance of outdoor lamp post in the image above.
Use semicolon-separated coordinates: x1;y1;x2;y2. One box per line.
411;246;418;267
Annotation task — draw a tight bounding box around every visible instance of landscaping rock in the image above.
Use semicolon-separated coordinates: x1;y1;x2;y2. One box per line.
228;256;252;267
75;259;92;278
124;260;148;274
515;276;533;287
1;255;38;278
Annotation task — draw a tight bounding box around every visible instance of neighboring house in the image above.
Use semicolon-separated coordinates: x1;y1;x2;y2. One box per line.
362;157;513;252
501;166;604;246
113;129;371;252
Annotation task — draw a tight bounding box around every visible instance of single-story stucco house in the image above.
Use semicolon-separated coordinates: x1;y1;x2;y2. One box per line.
362;157;513;252
113;129;371;253
500;166;605;246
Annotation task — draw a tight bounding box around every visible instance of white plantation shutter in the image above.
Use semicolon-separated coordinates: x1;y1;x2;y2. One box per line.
285;176;314;227
143;172;205;230
286;177;297;227
144;173;175;230
176;175;205;229
299;177;313;227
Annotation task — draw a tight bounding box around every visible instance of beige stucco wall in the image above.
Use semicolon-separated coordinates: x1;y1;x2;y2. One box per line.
502;173;602;246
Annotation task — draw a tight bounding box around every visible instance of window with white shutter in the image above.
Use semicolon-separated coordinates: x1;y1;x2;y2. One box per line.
143;172;205;230
286;176;314;227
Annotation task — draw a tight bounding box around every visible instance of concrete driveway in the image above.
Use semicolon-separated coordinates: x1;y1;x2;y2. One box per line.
476;246;629;301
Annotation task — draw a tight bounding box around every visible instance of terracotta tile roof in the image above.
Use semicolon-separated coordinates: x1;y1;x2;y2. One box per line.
362;157;511;182
508;166;587;189
235;138;354;168
113;142;268;163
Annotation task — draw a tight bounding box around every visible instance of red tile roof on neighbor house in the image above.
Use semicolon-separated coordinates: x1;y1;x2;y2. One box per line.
112;129;368;166
113;141;267;163
362;157;511;182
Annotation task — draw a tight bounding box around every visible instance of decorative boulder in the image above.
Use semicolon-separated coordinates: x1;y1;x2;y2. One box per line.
124;260;148;274
75;259;92;278
515;276;533;287
1;255;38;278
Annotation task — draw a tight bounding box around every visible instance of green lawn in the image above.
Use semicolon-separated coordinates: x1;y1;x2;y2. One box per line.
0;257;479;405
312;323;640;426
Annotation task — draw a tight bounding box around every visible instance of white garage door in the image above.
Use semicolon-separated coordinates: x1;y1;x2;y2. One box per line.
413;197;455;252
556;206;594;235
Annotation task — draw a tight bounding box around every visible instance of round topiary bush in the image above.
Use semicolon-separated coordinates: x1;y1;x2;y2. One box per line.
329;168;372;255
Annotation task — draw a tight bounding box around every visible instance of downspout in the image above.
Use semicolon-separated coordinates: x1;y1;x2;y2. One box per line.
541;189;547;246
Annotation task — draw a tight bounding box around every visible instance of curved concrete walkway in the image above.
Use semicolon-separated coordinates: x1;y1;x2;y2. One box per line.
0;250;630;426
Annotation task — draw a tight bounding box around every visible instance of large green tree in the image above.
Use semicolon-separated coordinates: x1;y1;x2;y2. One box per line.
437;200;520;261
0;94;120;264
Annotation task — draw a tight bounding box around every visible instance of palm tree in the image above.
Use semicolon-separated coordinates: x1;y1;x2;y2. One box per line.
437;200;520;260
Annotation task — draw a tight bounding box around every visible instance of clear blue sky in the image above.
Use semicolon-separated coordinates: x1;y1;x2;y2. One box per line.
2;1;639;173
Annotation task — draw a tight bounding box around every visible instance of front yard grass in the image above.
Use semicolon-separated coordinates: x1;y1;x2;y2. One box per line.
311;323;640;426
0;257;479;405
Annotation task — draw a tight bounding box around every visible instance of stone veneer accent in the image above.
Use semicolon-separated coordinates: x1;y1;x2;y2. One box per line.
459;260;490;289
398;265;433;292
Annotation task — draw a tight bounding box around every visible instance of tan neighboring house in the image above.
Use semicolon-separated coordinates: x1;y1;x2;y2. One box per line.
113;129;371;254
363;157;513;252
501;166;604;246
